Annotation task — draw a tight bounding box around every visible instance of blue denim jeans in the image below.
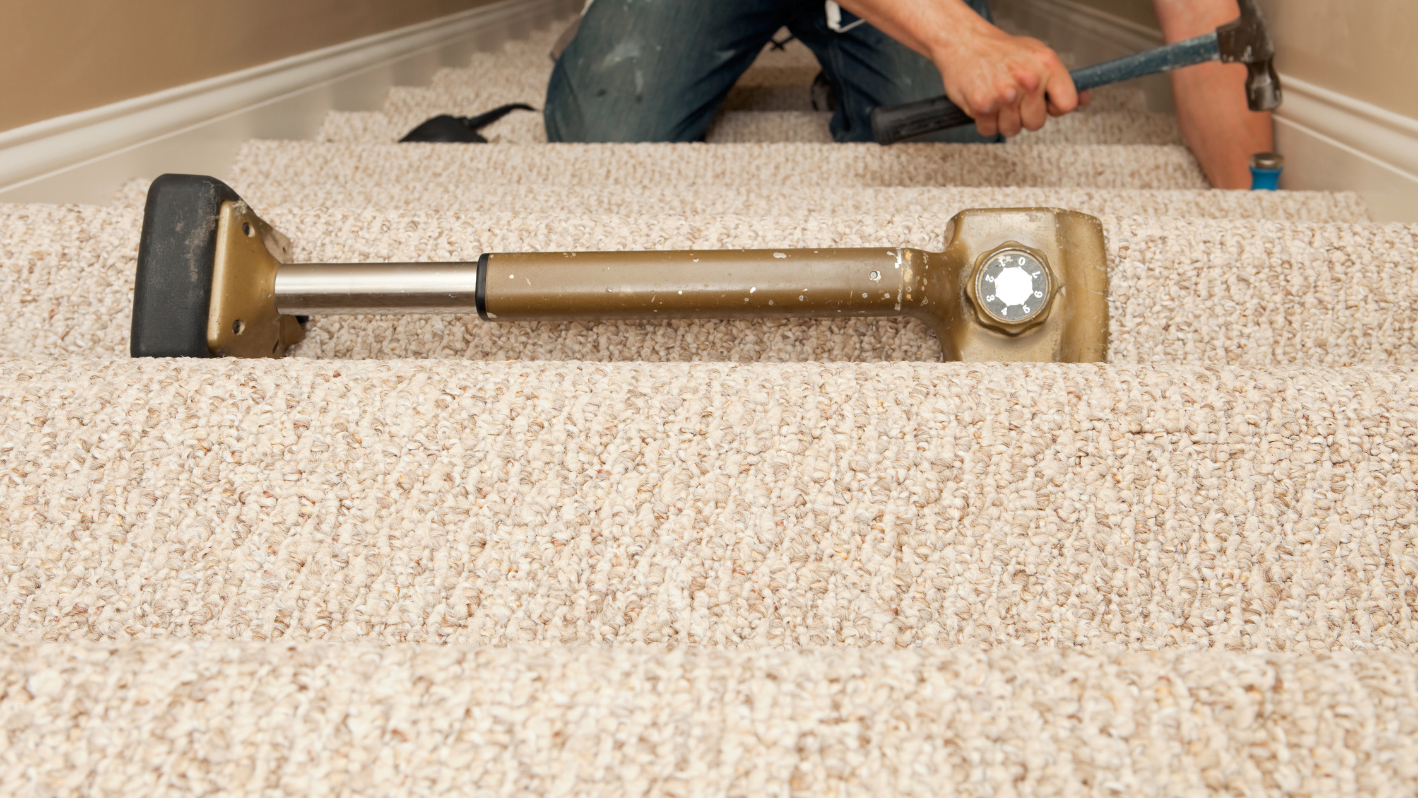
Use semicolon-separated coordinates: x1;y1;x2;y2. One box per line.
545;0;1001;143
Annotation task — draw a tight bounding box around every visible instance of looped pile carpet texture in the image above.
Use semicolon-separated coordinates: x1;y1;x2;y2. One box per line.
2;9;1418;797
5;643;1418;796
3;359;1415;650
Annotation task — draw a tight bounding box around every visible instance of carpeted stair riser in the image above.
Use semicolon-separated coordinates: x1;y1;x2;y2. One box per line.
235;141;1209;190
318;108;549;144
4;642;1416;795
2;359;1416;649
1008;110;1180;145
324;106;1182;146
381;82;549;121
4;204;1413;364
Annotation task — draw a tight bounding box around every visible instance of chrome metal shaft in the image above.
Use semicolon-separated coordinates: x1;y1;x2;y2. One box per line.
274;262;480;315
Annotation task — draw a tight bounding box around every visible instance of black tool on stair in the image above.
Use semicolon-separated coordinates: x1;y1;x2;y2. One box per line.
871;0;1280;144
130;174;1111;362
399;103;536;143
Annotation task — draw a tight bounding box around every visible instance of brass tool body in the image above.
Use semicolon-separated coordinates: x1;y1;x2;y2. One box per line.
207;201;306;358
148;187;1108;363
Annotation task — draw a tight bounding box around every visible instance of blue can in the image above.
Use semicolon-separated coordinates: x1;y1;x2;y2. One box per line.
1249;152;1284;191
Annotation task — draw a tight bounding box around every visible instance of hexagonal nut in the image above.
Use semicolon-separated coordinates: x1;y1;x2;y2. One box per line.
965;242;1058;335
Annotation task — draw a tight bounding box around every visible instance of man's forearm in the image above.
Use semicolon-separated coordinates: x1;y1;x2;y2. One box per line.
1153;0;1273;188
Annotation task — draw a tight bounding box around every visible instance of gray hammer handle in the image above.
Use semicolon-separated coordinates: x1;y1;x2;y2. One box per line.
871;31;1220;145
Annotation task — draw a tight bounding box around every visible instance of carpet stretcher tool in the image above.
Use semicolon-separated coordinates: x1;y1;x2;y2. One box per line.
129;174;1109;362
871;0;1281;144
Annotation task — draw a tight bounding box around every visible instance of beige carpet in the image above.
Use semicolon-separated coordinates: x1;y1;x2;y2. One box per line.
4;6;1418;795
115;175;1369;220
5;642;1417;796
232;140;1211;191
3;358;1416;649
318;106;1184;147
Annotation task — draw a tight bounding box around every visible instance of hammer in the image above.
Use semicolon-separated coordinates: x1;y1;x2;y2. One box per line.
872;0;1281;144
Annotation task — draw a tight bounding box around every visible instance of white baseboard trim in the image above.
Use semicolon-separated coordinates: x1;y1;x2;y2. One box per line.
0;0;578;205
1000;0;1418;222
1274;77;1418;223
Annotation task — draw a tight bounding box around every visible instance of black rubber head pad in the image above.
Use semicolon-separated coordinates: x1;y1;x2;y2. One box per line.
130;174;243;357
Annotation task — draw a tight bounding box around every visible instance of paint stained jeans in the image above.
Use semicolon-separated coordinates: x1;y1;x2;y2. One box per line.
544;0;1001;143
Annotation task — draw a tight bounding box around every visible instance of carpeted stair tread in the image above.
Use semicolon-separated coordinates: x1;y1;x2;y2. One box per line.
4;642;1417;795
110;175;1369;221
232;140;1210;190
5;204;1412;363
3;359;1416;650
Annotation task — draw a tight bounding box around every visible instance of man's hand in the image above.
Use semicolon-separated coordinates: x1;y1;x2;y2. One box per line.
931;19;1085;137
836;0;1086;137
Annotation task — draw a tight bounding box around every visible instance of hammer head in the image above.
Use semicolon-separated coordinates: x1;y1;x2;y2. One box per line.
1216;0;1282;111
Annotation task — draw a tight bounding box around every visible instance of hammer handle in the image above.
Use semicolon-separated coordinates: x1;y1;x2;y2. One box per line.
871;31;1220;145
1070;32;1219;92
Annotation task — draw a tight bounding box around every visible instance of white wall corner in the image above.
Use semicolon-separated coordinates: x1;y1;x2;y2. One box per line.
0;0;578;205
1000;0;1418;222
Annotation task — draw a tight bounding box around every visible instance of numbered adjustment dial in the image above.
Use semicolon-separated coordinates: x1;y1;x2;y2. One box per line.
975;249;1052;324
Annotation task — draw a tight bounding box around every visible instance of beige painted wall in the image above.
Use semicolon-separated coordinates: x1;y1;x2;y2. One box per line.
1061;0;1160;29
0;0;498;133
1062;0;1418;119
